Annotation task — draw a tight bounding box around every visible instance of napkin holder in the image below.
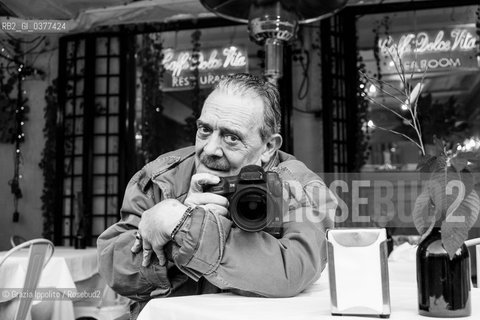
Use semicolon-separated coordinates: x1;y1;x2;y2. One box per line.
326;228;391;318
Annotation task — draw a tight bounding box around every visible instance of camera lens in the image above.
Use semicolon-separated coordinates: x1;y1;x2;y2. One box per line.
237;193;267;222
230;187;269;232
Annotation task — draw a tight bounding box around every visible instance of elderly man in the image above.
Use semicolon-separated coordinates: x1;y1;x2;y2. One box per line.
97;73;337;318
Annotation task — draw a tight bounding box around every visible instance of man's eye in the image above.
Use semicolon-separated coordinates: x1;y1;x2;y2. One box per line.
197;126;212;135
224;134;240;144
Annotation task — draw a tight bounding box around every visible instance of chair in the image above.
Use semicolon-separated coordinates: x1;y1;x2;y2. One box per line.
73;284;130;320
0;239;54;320
477;245;480;288
10;235;27;248
465;238;480;287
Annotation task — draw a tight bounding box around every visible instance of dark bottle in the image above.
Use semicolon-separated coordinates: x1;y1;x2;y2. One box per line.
74;217;87;249
74;233;86;249
416;227;471;317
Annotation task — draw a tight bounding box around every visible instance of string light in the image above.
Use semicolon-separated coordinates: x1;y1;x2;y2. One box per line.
1;37;46;223
8;55;31;222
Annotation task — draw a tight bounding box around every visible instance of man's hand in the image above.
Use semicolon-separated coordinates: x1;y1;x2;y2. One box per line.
184;173;229;216
136;199;187;267
131;174;229;267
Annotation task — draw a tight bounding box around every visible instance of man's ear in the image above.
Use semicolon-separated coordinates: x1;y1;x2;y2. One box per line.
261;133;283;164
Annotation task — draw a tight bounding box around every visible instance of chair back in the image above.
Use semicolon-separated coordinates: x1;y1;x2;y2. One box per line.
464;238;480;287
10;235;27;248
0;239;54;320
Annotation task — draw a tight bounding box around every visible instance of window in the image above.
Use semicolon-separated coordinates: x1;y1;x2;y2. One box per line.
57;34;133;246
357;5;480;171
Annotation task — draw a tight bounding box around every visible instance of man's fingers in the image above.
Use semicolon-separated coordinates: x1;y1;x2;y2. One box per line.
131;232;142;253
142;238;153;267
190;173;220;192
151;244;167;267
203;204;229;217
186;192;229;207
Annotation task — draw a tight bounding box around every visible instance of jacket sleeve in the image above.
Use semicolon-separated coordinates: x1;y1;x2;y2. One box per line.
172;164;337;297
97;170;171;301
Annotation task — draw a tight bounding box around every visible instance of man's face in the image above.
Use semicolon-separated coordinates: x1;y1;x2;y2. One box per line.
194;90;268;177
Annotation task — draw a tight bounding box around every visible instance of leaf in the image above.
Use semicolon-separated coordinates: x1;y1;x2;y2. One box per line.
433;136;446;156
441;190;480;259
412;189;434;235
426;169;472;218
418;214;437;245
456;151;480;162
408;82;424;106
417;155;435;172
456;151;480;171
456;168;474;196
417;154;447;173
426;172;450;216
450;157;468;172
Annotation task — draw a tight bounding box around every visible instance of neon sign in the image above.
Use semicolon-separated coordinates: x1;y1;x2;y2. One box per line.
161;46;248;91
377;27;478;73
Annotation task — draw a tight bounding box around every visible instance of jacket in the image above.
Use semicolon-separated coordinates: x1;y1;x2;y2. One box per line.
97;146;337;317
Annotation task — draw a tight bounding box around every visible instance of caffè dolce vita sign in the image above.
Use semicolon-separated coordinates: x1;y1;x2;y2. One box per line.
378;26;478;73
161;46;248;91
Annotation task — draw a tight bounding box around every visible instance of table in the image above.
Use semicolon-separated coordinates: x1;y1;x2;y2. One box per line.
137;244;480;320
0;247;99;320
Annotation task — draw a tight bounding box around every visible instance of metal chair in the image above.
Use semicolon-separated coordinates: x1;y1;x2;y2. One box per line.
477;244;480;288
465;238;480;287
0;239;54;320
10;235;27;248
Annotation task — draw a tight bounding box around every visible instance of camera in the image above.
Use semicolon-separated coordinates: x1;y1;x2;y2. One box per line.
204;165;283;238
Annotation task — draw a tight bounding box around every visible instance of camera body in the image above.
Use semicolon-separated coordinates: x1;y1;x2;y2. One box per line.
204;165;283;238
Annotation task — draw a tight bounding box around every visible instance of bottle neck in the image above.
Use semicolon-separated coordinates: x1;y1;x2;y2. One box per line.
431;226;441;233
433;218;443;229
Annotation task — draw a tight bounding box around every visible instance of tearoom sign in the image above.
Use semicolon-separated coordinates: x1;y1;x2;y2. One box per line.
378;26;478;73
161;46;248;91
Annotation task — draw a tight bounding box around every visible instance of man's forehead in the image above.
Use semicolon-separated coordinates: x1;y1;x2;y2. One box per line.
197;108;254;128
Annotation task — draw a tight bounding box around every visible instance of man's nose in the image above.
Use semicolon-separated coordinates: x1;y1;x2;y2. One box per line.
203;133;223;157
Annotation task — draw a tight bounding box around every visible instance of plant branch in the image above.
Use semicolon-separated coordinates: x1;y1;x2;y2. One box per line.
360;71;406;98
371;124;424;151
363;94;410;123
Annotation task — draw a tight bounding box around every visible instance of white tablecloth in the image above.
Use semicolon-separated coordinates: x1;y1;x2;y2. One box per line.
52;247;99;282
138;243;479;320
139;280;477;320
0;247;99;320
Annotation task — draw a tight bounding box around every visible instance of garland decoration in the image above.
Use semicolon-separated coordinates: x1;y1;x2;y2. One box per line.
139;33;167;162
40;79;58;240
0;36;46;222
355;27;371;171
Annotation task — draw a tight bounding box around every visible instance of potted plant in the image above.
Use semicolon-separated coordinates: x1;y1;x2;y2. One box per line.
361;52;480;317
413;138;479;317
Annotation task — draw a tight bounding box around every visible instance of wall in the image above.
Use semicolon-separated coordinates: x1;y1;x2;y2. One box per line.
292;110;324;173
0;36;59;251
291;24;324;173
